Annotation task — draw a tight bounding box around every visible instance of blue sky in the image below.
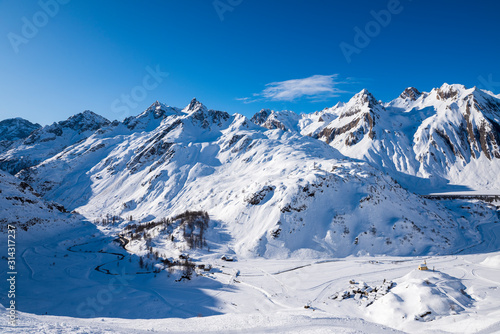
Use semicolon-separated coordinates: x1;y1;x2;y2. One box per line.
1;0;499;125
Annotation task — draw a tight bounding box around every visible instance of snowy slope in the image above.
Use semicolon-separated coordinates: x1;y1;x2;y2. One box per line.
15;99;497;260
0;169;75;231
2;239;500;333
366;269;472;326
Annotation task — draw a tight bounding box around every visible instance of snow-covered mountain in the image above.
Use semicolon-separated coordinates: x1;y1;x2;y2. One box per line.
12;98;496;259
388;84;500;189
123;100;182;131
252;84;500;191
0;117;40;153
0;117;40;142
0;110;110;174
313;89;380;147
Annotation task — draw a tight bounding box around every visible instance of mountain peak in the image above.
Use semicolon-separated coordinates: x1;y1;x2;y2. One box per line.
350;89;379;107
73;110;96;120
435;83;466;100
144;100;177;118
69;110;106;123
147;100;165;111
251;109;272;125
332;101;345;109
124;102;181;131
399;87;422;101
250;109;300;131
60;110;110;133
181;99;230;129
439;83;466;91
183;98;207;114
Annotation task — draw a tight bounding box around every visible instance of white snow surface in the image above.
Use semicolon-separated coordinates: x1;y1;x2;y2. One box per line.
0;169;77;231
1;218;500;333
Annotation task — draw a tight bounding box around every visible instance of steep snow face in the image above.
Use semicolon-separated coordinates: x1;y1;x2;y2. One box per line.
0;118;41;153
15;99;239;210
0;169;73;231
411;85;500;180
313;89;381;147
17;101;489;259
0;110;110;174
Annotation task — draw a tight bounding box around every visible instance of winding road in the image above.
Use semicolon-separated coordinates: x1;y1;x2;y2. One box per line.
66;236;155;276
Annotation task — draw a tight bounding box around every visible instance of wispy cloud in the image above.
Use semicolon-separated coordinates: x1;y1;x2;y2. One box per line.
239;74;347;103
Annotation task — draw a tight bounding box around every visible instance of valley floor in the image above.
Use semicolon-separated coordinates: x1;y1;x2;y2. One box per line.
1;219;500;334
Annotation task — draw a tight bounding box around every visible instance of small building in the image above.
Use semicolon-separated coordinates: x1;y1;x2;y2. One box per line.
418;260;428;271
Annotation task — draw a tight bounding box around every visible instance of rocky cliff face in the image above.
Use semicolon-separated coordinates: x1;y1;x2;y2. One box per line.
316;90;381;146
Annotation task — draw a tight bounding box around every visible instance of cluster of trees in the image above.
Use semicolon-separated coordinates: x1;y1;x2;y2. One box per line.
94;213;122;226
138;252;162;273
137;252;197;280
179;258;196;280
121;211;211;280
164;257;198;280
124;211;209;250
124;217;171;241
173;211;209;249
119;211;211;281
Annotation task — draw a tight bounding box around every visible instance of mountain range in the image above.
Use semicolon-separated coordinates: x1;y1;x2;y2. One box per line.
0;83;499;259
256;84;500;191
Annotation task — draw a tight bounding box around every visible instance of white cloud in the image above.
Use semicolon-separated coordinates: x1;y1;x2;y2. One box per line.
239;74;346;103
235;97;253;103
